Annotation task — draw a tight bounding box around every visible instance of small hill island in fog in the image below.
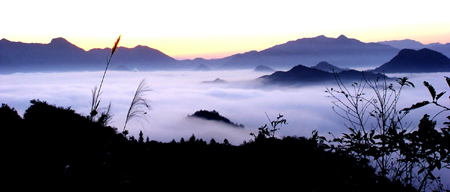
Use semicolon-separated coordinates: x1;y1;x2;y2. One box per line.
188;110;244;128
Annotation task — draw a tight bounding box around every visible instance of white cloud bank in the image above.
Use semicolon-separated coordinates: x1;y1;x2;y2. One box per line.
1;70;450;143
1;69;450;184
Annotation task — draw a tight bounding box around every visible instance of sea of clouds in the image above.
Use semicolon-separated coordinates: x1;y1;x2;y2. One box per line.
1;70;450;144
1;69;450;185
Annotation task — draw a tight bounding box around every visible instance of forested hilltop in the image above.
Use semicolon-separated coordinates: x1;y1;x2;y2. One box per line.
2;100;415;192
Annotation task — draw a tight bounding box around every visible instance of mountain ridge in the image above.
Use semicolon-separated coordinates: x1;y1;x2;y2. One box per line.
1;36;450;73
218;35;399;70
373;48;450;73
259;63;388;86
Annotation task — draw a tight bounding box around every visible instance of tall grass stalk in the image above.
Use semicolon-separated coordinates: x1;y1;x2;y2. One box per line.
90;35;121;119
123;79;152;132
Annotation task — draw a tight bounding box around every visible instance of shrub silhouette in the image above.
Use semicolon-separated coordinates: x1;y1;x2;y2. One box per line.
327;73;450;191
1;100;418;192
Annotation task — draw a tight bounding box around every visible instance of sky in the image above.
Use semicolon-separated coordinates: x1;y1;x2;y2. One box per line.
2;0;450;59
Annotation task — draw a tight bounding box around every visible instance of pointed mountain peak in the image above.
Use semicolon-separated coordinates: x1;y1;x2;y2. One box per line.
337;34;348;39
50;37;69;43
0;38;11;45
50;37;71;45
312;61;345;73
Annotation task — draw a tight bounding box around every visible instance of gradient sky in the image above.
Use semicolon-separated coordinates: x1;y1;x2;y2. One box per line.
2;0;449;59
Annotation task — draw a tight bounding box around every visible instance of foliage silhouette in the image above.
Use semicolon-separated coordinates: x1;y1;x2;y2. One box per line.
250;113;287;140
1;100;417;192
327;72;450;191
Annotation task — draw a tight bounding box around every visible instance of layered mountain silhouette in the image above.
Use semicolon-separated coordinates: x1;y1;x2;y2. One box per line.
1;35;450;74
0;38;92;72
218;35;399;70
0;38;181;73
258;63;387;86
373;48;450;73
378;39;450;58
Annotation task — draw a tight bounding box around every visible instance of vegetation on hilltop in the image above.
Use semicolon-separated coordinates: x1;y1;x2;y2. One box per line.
1;100;416;192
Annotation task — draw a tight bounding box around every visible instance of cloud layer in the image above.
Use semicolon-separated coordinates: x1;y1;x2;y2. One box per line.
1;70;450;145
2;70;450;185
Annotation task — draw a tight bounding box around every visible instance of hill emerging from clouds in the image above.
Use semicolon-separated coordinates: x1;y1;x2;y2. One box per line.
258;63;388;86
373;48;450;73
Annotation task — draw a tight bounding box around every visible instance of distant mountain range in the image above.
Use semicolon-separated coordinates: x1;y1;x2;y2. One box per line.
0;37;180;73
1;35;450;74
257;47;450;86
217;35;399;70
377;39;450;58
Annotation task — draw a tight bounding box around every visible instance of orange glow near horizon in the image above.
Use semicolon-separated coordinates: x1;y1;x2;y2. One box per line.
2;0;449;60
2;32;449;60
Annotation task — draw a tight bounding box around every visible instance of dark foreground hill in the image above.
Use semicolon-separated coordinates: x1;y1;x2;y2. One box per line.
373;48;450;73
2;101;414;192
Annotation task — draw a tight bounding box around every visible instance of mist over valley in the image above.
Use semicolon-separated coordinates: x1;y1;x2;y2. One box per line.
2;34;450;190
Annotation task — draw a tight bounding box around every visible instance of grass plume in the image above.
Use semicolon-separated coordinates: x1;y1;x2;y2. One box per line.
123;79;152;132
90;35;122;119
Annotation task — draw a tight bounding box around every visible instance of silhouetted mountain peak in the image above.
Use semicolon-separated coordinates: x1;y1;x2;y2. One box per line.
49;37;71;45
194;64;211;71
254;65;275;72
0;38;10;43
312;61;346;73
259;64;387;86
201;78;227;84
373;48;450;73
188;110;244;128
337;34;348;40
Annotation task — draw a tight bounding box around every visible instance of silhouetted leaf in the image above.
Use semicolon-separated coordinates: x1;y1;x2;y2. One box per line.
401;101;430;113
424;81;436;101
418;167;425;175
445;76;450;88
436;91;446;102
396;77;415;87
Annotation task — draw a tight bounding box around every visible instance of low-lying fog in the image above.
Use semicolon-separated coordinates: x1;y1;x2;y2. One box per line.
1;70;450;144
2;69;450;186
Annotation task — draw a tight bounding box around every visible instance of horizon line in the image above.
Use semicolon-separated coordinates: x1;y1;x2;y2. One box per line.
1;34;448;60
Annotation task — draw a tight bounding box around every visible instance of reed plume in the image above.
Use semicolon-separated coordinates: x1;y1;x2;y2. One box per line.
123;79;152;132
90;35;122;119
